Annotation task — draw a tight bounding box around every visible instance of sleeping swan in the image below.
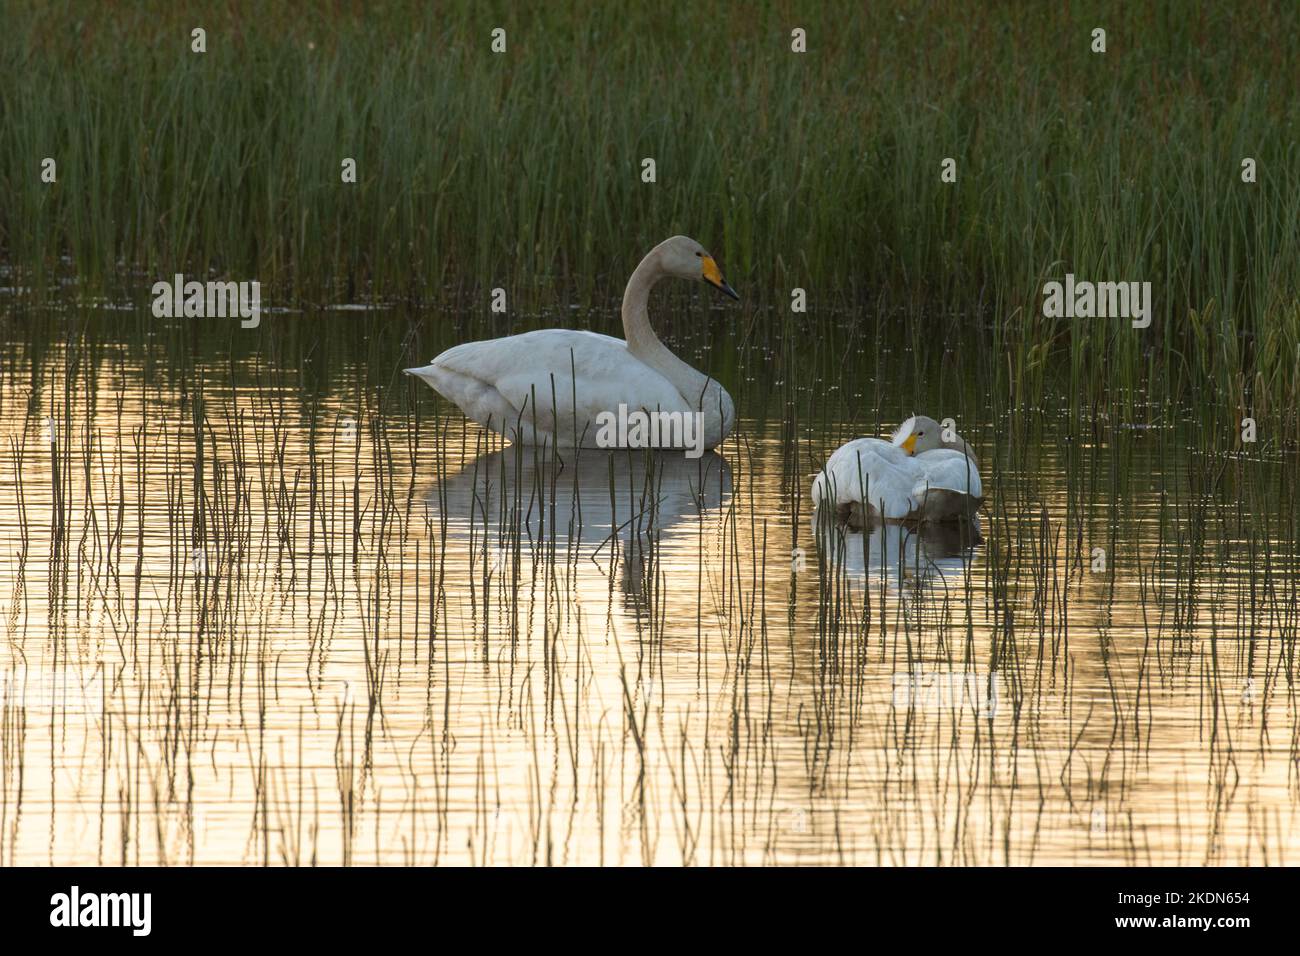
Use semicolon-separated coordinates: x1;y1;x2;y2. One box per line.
811;415;983;528
405;236;739;451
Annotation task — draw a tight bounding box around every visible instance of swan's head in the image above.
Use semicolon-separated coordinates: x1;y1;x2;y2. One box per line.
893;415;956;456
657;236;739;300
893;415;980;467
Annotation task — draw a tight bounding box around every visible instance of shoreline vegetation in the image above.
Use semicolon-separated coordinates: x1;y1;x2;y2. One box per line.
2;1;1298;417
1;3;1299;870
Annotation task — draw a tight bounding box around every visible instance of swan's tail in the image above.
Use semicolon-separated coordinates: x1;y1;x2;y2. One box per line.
404;364;437;384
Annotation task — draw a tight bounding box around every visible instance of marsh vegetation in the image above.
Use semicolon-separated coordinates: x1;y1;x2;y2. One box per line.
1;311;1297;865
0;2;1297;865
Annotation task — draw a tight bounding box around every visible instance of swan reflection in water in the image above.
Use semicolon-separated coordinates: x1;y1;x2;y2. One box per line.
424;446;732;604
814;514;983;594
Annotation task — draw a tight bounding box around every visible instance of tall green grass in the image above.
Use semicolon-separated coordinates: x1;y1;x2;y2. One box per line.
1;1;1298;413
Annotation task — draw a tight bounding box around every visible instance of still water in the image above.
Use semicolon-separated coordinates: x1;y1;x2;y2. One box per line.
0;310;1296;865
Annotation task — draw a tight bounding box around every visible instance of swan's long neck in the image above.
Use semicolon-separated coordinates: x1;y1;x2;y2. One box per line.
621;249;714;409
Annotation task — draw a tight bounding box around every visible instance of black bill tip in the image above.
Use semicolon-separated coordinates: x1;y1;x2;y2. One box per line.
714;279;740;301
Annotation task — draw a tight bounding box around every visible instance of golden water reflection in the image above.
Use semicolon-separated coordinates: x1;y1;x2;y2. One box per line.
0;342;1296;866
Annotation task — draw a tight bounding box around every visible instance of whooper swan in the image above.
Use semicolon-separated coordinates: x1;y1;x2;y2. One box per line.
811;415;983;528
405;236;739;451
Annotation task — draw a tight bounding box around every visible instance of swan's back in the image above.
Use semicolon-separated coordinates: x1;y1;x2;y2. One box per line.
408;330;688;447
812;438;983;524
811;438;917;521
911;448;982;498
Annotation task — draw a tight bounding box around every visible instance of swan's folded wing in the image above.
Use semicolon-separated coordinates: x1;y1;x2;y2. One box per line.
812;438;917;519
913;449;983;499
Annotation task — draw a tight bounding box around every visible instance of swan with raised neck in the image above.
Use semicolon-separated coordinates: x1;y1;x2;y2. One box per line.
620;236;737;448
403;235;739;452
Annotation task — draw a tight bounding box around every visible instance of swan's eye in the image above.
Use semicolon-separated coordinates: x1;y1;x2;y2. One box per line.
917;432;924;437
695;251;703;257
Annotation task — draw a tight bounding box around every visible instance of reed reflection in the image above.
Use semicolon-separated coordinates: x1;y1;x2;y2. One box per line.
424;446;732;606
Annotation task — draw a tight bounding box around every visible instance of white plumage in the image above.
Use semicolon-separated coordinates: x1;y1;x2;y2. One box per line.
406;236;739;451
811;416;983;526
410;330;704;448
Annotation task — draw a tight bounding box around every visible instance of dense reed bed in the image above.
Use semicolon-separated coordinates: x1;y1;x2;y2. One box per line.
2;1;1298;413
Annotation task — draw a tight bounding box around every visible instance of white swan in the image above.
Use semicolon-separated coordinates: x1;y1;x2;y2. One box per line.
405;236;739;450
811;415;983;527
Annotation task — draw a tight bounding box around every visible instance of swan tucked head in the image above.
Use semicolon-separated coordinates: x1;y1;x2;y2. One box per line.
655;235;739;300
892;414;977;462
